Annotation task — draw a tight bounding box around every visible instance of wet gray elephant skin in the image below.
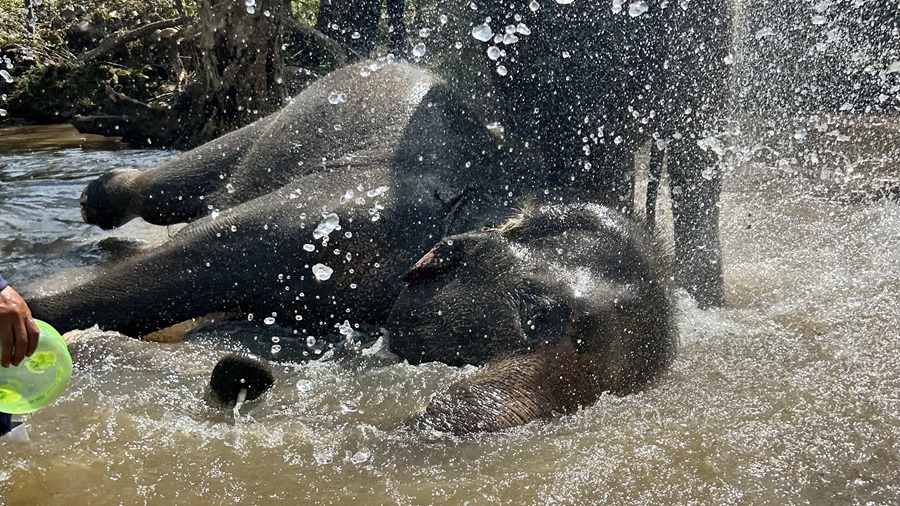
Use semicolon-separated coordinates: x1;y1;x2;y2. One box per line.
209;198;676;433
29;61;544;338
389;199;675;433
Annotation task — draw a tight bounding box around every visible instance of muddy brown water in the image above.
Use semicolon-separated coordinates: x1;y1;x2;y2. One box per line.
0;119;898;504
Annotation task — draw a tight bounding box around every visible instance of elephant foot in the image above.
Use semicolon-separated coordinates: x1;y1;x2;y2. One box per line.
411;338;599;434
80;168;141;229
208;353;275;407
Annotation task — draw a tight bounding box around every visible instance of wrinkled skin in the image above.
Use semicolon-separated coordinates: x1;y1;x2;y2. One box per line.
29;61;546;338
386;199;676;433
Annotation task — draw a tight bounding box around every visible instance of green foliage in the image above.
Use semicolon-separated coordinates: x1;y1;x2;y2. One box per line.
292;0;320;27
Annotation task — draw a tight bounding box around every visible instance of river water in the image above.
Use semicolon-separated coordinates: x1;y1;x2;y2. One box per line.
0;113;899;505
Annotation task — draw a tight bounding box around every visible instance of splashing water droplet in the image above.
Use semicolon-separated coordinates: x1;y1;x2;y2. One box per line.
314;452;333;465
628;1;648;17
472;23;493;42
328;92;346;105
313;213;340;240
297;380;315;393
312;263;334;281
349;451;370;464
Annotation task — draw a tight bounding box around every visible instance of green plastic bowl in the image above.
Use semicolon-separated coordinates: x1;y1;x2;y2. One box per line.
0;319;73;414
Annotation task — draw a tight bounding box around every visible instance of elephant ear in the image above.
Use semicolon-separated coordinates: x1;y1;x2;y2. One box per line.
404;238;466;283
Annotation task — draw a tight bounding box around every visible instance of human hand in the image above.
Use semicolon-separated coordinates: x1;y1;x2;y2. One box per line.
0;286;40;367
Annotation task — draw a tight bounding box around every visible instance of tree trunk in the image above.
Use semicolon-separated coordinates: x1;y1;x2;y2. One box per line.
194;0;289;144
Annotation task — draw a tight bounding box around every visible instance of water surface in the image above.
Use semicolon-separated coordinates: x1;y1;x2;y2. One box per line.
0;118;898;504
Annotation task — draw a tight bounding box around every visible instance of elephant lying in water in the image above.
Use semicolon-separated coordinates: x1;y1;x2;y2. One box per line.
30;60;544;338
29;60;676;432
208;198;676;434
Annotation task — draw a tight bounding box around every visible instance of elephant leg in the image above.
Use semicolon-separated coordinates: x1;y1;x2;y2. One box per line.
80;113;277;229
410;337;598;434
666;139;724;308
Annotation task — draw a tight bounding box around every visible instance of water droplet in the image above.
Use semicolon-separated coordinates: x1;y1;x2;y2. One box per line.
297;380;315;393
270;344;281;354
366;185;389;198
412;42;427;58
811;15;827;25
328;91;346;105
497;65;508;76
628;1;648;16
306;336;317;347
313;213;340;240
529;0;540;11
303;243;316;252
0;70;13;84
487;46;502;60
418;27;432;38
264;316;276;325
555;0;574;4
516;23;531;35
312;263;334;281
471;23;493;42
349;451;370;464
341;401;359;413
314;452;333;465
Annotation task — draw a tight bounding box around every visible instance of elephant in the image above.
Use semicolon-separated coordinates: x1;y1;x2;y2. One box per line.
208;196;676;433
29;60;553;338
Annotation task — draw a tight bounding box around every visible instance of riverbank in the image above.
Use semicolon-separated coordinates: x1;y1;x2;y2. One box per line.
0;123;122;153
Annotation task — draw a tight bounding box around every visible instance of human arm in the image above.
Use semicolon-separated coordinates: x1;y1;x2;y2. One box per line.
0;274;40;367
